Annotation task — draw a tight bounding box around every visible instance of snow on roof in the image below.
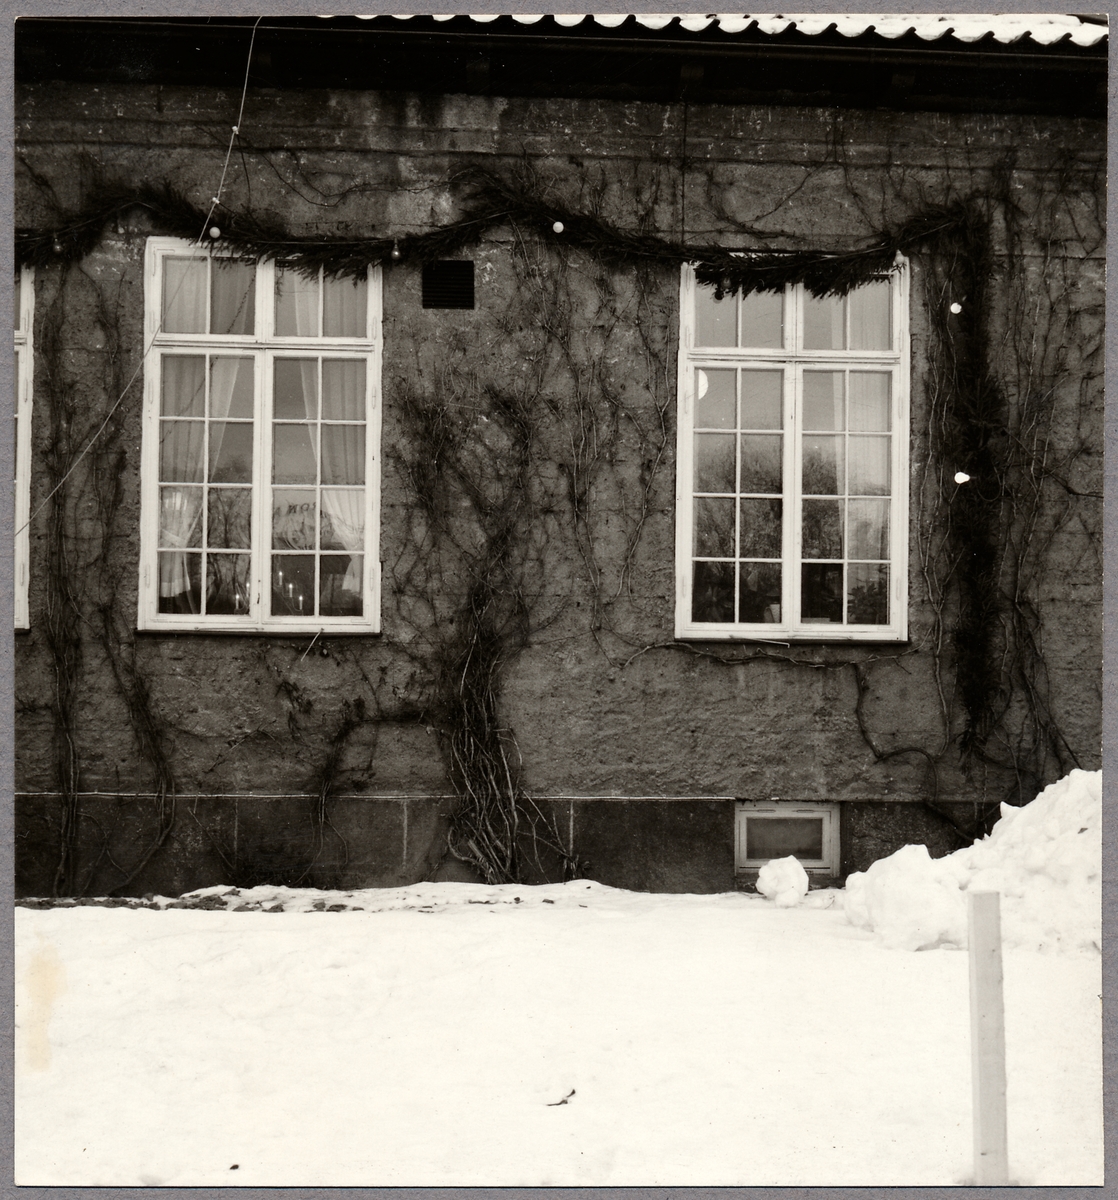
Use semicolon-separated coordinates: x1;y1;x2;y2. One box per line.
343;13;1107;47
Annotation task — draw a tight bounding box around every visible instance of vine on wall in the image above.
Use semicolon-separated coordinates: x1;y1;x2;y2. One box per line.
16;137;1102;890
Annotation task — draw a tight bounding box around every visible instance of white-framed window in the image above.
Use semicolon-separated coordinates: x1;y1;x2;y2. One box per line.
735;800;840;877
140;239;382;633
14;266;33;630
677;264;909;641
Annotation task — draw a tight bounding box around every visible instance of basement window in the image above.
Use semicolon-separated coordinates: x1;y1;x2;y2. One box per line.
139;239;383;633
14;267;33;630
422;260;475;309
735;801;840;877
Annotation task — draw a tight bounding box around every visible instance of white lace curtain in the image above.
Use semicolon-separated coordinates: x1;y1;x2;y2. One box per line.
159;356;250;603
281;317;365;599
318;361;365;597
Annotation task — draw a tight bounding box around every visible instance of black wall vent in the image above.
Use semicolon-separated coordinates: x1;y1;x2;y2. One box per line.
422;260;475;309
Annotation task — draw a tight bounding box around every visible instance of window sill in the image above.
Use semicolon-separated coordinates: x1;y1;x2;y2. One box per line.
135;625;382;638
676;628;908;645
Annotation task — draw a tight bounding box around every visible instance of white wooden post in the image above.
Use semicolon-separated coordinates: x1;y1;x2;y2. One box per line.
968;890;1008;1185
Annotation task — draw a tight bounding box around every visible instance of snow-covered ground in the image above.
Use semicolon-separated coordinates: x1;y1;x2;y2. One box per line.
16;876;1101;1186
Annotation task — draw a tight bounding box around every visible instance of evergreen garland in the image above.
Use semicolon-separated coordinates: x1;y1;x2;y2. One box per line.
17;168;970;298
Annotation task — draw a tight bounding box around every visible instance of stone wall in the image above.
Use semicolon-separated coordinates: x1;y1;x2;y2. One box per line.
14;81;1104;895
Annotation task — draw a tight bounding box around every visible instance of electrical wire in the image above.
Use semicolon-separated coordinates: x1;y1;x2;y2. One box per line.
197;17;262;244
18;18;264;537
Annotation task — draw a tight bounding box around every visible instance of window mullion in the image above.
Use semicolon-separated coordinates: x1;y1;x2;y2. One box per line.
255;262;272;630
141;248;165;626
254;348;270;629
675;269;695;633
315;356;324;619
258;260;273;342
139;343;160;619
317;267;325;338
842;368;850;626
891;359;905;637
732;367;741;624
364;348;376;613
679;351;692;629
369;273;383;621
788;363;801;630
202;255;212;337
790;281;802;355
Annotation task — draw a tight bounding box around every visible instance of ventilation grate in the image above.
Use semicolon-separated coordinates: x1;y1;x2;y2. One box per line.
422;260;475;309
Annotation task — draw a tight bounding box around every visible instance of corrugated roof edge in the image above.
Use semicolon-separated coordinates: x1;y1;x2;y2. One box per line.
341;13;1107;47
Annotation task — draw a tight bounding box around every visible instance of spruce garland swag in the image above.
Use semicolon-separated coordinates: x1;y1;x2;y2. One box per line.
19;168;969;298
17;167;1018;764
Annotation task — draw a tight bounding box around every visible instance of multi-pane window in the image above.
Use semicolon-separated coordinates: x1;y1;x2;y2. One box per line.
677;264;908;641
14;268;33;629
140;239;381;632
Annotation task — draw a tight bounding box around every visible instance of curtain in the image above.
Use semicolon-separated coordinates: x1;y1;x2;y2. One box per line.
847;436;890;496
207;355;252;483
294;277;318;338
803;294;843;350
802;371;844;433
276;268;319;338
272;356;365;598
158;354;205;603
209;357;244;424
159;356;251;605
211;261;255;336
159;487;203;601
319;360;366;594
287;274;320;421
162;258;206;334
848;282;891;351
321;489;365;593
323;275;366;338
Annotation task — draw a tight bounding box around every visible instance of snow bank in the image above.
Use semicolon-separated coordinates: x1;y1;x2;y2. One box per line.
844;770;1101;953
755;855;809;907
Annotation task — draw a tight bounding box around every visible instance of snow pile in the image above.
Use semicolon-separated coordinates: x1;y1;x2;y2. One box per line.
843;843;968;951
844;770;1101;953
755;855;809;907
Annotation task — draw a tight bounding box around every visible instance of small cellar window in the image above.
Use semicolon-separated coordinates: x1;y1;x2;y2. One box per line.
735;800;840;876
422;260;475;309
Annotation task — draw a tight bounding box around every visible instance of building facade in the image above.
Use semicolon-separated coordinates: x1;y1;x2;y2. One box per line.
13;14;1106;896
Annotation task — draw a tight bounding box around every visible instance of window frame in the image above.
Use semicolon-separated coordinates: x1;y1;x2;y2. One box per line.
676;262;910;642
14;266;33;630
735;800;841;878
139;238;383;634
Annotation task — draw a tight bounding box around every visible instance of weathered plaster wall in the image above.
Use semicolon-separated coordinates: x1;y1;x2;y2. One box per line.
14;82;1104;895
